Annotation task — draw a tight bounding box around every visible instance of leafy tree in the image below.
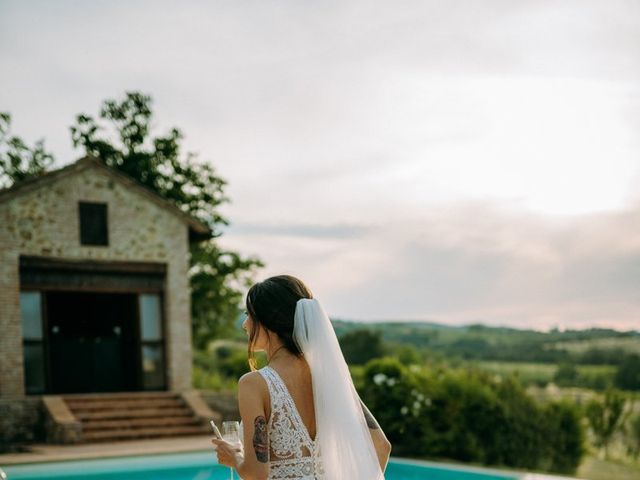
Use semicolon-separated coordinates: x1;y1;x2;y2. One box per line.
1;92;264;349
0;112;54;187
585;389;627;458
338;329;386;365
614;354;640;391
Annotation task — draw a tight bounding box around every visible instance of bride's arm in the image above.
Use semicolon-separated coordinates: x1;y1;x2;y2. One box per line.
235;372;270;480
360;399;392;471
213;372;269;480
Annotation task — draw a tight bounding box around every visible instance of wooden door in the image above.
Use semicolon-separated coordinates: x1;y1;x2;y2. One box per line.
47;292;138;393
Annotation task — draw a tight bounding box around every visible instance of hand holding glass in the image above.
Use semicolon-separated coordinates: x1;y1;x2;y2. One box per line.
222;421;242;480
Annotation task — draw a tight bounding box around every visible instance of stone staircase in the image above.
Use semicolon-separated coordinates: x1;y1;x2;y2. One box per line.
48;391;218;443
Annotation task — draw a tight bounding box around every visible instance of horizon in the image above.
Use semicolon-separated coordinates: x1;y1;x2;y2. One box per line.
330;316;640;334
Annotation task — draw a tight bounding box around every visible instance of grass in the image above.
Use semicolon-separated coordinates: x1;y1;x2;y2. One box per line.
475;361;616;387
578;455;640;480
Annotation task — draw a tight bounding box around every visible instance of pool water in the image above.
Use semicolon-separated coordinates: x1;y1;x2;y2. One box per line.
2;451;519;480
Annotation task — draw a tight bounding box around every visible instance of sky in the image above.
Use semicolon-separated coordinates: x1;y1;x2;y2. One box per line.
2;0;639;330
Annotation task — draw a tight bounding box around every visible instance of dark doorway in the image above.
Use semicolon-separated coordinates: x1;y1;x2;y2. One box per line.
47;292;139;393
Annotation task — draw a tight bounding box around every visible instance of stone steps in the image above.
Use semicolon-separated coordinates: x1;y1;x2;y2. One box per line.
62;391;212;443
75;407;194;421
82;416;200;431
67;398;185;412
62;391;175;401
82;425;208;442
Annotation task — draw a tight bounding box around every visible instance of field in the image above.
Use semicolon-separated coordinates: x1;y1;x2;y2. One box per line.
475;361;617;386
550;337;640;354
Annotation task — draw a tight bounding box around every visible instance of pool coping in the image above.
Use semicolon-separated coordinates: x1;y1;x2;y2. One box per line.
390;457;582;480
0;435;214;466
1;436;582;480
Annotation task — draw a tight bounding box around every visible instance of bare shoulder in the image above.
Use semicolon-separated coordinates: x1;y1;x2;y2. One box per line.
238;370;267;392
238;371;269;415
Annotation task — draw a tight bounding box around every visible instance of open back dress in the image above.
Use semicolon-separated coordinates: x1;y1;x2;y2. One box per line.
256;365;324;480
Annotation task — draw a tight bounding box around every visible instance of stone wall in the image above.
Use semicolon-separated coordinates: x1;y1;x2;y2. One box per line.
0;397;44;453
0;162;194;397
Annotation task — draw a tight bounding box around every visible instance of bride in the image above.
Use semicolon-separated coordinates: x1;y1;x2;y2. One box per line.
212;274;392;480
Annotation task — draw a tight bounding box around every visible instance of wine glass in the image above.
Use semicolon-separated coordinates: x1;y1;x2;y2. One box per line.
222;421;242;480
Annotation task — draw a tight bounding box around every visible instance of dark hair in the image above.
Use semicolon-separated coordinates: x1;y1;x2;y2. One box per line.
245;275;313;370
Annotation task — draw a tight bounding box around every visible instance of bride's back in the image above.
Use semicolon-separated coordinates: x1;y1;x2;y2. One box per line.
266;358;316;441
257;357;323;479
238;276;390;479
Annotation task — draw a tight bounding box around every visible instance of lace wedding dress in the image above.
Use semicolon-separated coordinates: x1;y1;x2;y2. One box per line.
256;365;324;480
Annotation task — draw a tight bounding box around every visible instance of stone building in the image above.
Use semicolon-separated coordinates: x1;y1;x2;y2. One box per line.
0;156;220;445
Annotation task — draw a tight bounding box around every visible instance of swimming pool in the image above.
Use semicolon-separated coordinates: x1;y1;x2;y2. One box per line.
1;451;519;480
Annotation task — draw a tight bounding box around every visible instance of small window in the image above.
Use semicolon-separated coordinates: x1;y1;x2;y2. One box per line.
21;291;46;393
79;202;109;246
138;293;166;390
140;294;162;341
21;291;43;340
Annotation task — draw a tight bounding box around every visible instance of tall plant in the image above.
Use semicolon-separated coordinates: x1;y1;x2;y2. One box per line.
585;388;628;458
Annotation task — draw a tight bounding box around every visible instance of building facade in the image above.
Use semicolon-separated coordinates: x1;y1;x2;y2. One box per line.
0;156;211;398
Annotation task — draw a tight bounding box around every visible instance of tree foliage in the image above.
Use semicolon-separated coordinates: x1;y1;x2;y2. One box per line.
338;329;386;365
0;112;54;187
70;92;229;229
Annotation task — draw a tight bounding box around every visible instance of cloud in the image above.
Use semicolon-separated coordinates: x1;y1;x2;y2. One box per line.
2;0;639;330
224;222;373;239
220;200;640;330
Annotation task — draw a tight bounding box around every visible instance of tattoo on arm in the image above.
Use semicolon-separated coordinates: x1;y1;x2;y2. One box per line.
253;415;269;463
360;400;380;430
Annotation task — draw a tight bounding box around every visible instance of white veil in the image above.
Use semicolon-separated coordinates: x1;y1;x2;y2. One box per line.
293;298;384;480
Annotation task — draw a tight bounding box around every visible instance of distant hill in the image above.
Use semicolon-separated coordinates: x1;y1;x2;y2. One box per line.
331;318;640;365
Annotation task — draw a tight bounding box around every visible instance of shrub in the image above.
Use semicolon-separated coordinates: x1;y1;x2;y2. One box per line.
614;354;640;391
192;344;250;389
358;357;437;457
540;401;585;474
218;349;251;378
358;357;585;474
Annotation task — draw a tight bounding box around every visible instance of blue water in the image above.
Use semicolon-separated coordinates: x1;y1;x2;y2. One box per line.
1;451;518;480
